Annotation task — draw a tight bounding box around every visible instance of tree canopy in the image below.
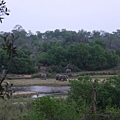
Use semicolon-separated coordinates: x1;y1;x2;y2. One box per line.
0;26;120;73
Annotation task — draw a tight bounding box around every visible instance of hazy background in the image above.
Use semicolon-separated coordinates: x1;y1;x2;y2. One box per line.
1;0;120;33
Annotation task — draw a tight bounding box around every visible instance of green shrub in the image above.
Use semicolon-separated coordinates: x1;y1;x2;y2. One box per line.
0;98;33;120
46;65;64;73
32;96;83;120
31;74;41;78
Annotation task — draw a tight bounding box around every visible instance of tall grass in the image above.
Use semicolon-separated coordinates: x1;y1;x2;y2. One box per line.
0;97;33;120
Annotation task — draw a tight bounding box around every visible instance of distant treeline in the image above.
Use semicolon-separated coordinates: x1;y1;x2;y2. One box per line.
0;25;120;74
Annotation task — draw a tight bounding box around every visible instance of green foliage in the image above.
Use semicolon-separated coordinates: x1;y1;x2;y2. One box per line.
115;49;120;57
67;75;120;119
33;96;60;120
0;48;8;71
0;33;18;99
1;28;120;73
89;38;106;49
10;50;37;74
47;46;67;66
31;74;41;78
38;52;50;66
67;43;90;69
38;42;118;71
32;96;84;120
1;75;120;119
68;76;94;105
97;75;120;109
46;65;64;73
105;106;120;118
1;34;18;60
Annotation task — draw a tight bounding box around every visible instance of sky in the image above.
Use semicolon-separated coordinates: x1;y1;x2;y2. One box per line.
0;0;120;33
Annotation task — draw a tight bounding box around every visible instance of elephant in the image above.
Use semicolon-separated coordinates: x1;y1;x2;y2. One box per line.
56;74;68;81
56;74;62;81
66;68;71;73
41;73;46;80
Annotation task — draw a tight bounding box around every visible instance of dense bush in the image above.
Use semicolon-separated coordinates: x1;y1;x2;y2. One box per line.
46;65;64;73
38;43;118;71
10;50;38;74
67;75;120;119
32;96;84;120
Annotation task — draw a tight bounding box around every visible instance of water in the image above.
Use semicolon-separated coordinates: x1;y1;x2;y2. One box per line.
12;85;70;98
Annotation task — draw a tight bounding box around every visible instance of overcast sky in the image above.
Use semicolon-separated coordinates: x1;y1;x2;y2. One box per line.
0;0;120;33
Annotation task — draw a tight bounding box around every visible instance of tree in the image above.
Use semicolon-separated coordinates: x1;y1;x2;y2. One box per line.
10;50;37;74
67;43;90;70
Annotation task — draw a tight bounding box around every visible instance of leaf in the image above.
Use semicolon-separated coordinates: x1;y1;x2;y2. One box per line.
5;7;7;12
5;13;9;15
0;18;4;23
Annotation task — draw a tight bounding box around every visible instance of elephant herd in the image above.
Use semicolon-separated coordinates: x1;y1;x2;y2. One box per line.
40;68;71;81
40;73;68;81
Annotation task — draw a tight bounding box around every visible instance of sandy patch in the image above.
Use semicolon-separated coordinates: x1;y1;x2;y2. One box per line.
13;91;36;95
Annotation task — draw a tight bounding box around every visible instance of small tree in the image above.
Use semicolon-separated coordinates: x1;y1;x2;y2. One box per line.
0;0;18;99
0;33;18;99
67;76;101;117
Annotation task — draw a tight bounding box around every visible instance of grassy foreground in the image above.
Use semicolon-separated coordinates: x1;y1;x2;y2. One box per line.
0;97;33;120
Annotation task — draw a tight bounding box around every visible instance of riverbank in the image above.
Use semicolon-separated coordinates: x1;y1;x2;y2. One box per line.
2;78;70;97
4;78;70;86
2;74;116;97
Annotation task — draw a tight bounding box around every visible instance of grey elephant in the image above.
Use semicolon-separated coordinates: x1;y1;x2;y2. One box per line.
56;74;68;81
62;75;68;81
56;74;62;81
41;73;46;80
66;68;71;73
